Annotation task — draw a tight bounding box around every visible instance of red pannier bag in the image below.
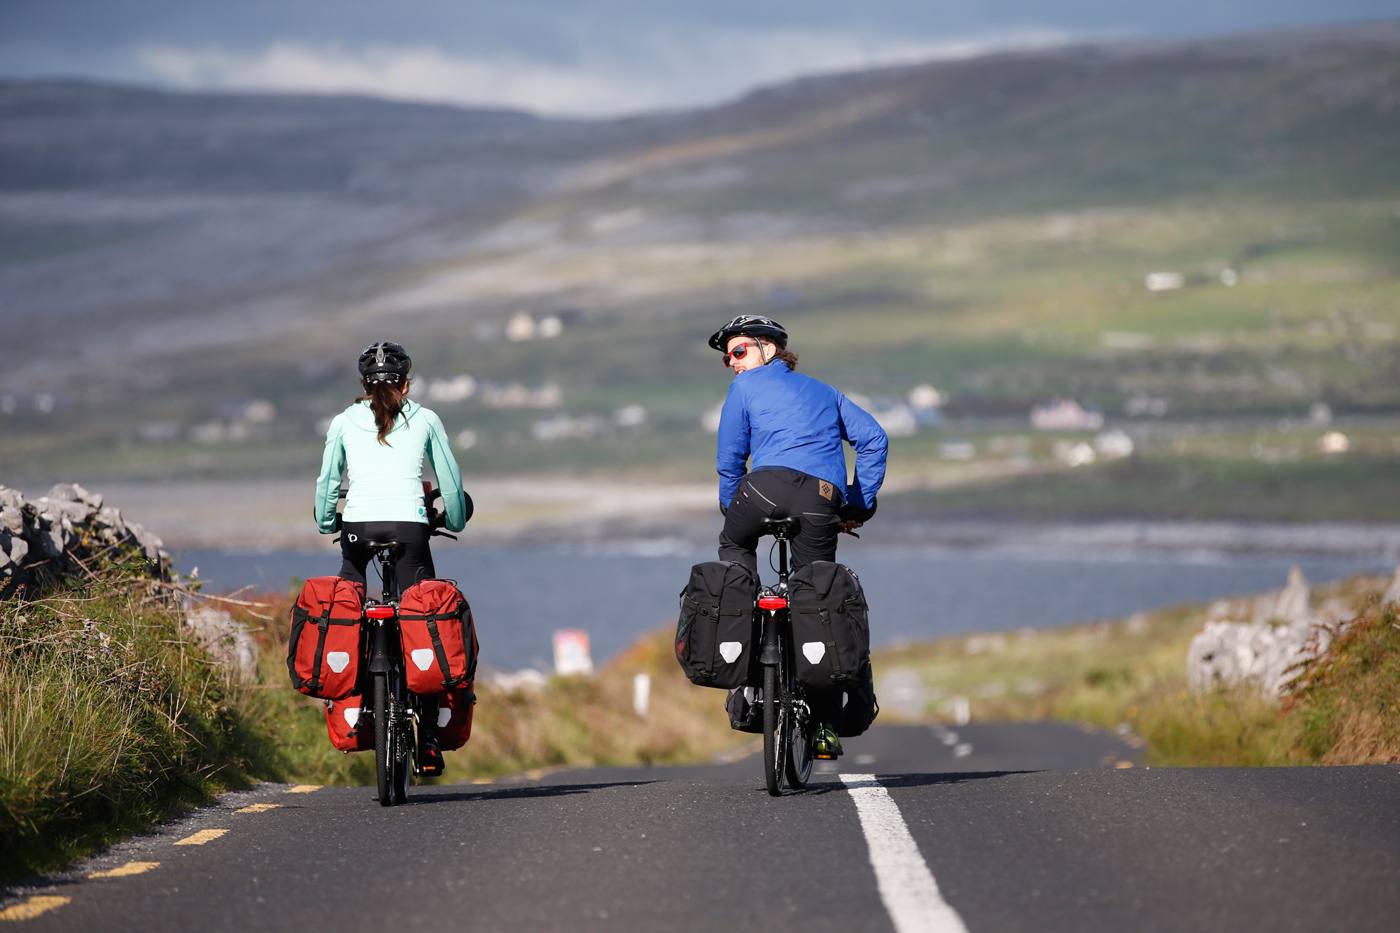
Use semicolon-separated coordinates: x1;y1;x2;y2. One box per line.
397;579;478;695
324;692;373;752
434;685;476;751
287;576;364;700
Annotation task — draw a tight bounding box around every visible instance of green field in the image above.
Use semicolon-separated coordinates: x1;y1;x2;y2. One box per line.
4;36;1398;524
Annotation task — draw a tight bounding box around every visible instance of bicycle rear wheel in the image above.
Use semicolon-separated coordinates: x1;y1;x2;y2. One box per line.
374;673;392;806
761;663;782;796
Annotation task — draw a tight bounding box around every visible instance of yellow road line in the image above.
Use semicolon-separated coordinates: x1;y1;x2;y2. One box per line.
174;829;228;846
285;785;321;794
88;861;160;879
0;896;71;922
1115;760;1135;769
236;803;283;814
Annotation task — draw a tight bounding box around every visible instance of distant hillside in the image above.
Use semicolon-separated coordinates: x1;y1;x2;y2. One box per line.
2;23;1399;495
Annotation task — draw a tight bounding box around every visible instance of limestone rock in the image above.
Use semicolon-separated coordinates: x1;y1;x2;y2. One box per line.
1187;566;1329;698
0;483;171;598
182;603;258;684
1383;565;1400;607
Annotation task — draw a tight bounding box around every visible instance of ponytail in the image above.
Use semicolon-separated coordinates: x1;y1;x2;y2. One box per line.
356;380;408;445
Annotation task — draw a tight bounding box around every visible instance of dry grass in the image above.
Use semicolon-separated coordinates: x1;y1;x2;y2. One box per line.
0;560;284;882
874;575;1397;767
237;593;744;785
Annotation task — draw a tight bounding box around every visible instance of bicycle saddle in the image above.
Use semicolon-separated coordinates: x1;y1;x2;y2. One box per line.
365;537;405;557
760;516;800;539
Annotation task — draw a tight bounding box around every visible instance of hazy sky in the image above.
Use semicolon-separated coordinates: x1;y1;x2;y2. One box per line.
4;1;1397;114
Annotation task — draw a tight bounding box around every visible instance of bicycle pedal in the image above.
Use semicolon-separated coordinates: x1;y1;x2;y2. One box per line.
814;752;838;760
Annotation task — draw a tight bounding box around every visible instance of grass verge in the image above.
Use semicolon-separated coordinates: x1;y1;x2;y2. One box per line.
874;574;1399;766
0;559;288;883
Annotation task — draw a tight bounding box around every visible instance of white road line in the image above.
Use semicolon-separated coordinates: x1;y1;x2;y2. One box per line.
840;774;969;933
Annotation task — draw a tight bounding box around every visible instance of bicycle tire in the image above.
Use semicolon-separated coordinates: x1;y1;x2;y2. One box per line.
392;686;410;803
785;699;814;789
762;663;782;796
374;673;392;806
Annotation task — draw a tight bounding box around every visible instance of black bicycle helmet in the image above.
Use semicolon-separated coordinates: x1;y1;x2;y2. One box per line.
358;341;412;385
707;314;788;351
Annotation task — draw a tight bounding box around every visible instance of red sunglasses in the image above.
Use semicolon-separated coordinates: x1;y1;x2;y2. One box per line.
723;341;759;368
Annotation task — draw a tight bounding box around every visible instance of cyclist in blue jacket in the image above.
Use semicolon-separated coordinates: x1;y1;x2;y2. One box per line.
709;315;888;757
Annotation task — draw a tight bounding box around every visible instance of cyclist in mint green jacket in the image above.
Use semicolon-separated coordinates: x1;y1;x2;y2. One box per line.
313;341;470;775
314;341;471;594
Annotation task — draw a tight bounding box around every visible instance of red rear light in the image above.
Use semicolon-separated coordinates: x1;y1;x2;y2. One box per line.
757;596;788;611
365;605;395;620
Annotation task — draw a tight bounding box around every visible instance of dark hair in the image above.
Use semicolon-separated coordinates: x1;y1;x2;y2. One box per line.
357;380;408;445
770;344;799;370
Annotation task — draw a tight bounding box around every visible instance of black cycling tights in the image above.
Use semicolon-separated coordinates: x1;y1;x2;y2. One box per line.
338;521;435;599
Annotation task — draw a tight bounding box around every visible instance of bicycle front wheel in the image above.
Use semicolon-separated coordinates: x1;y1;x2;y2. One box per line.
762;663;783;796
374;673;393;806
785;699;814;789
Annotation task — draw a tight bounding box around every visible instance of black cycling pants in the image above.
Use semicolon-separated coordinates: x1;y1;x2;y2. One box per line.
718;467;842;576
338;521;435;599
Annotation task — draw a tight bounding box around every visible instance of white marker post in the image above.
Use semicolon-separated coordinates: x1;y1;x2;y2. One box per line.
632;673;651;718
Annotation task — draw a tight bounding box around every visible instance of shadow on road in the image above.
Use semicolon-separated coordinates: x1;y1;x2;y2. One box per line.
792;770;1039;795
407;780;656;805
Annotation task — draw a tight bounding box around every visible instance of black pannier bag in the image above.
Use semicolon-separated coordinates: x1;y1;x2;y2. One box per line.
789;561;870;689
726;686;764;733
835;661;879;737
675;560;759;689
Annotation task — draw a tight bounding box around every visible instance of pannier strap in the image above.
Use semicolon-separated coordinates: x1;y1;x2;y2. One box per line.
404;597;469;689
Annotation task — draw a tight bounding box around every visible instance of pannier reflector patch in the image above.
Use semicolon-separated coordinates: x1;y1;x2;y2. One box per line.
411;648;435;671
326;651;351;673
343;707;360;727
718;641;743;663
802;642;826;664
437;708;452;728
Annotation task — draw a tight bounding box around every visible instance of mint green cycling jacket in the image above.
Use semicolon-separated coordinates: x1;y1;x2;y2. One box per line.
314;399;468;533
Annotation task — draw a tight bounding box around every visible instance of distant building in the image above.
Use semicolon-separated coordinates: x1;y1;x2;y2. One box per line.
1144;272;1184;292
1094;429;1135;459
1031;399;1104;431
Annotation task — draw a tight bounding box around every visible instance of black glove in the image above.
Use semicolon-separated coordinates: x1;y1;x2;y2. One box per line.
839;498;877;524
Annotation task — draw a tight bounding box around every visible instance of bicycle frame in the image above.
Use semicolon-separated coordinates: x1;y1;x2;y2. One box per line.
757;520;815;795
363;543;422;806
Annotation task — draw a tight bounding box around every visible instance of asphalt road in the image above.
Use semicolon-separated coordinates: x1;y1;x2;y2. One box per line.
4;723;1398;932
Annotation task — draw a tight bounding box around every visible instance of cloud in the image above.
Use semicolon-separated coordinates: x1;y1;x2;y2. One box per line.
134;27;1074;116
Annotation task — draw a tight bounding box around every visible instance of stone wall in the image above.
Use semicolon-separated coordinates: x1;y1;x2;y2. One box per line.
0;483;169;599
1;483;256;682
1187;564;1399;697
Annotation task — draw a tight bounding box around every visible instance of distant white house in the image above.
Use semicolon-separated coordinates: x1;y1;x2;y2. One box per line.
505;312;537;342
1094;429;1135;459
426;374;478;403
613;404;647;428
1318;431;1350;455
1031;398;1104;431
908;384;945;410
1053;440;1097;468
872;404;918;438
1144;272;1185;292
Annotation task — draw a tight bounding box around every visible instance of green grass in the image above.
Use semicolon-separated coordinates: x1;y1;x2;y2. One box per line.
0;558;289;882
891;452;1400;523
873;574;1399;766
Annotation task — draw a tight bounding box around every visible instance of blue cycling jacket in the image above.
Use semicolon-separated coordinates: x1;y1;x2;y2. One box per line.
716;362;889;511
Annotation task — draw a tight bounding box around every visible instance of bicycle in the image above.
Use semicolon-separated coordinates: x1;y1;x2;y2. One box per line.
340;487;456;807
754;516;819;797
